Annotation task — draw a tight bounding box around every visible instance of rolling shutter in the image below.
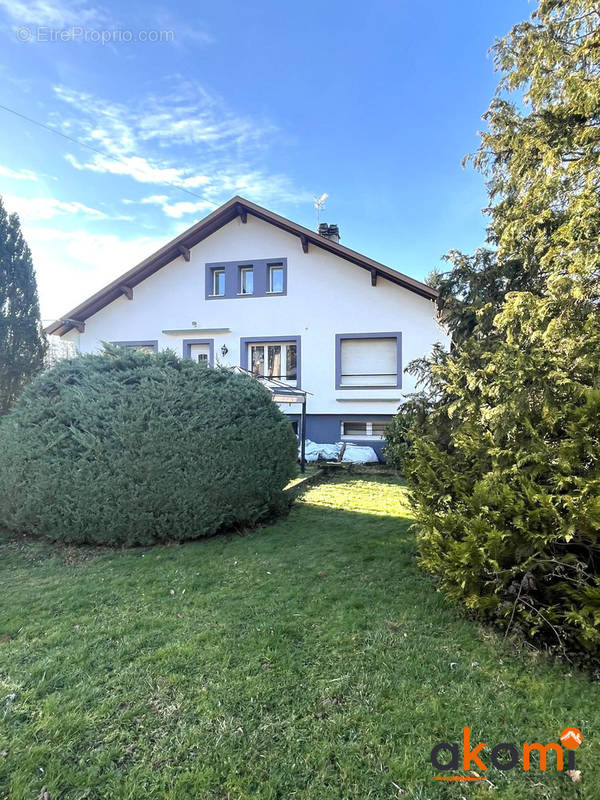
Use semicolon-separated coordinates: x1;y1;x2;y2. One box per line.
340;337;397;386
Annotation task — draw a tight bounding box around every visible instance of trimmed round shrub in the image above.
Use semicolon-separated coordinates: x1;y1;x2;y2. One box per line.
0;346;298;545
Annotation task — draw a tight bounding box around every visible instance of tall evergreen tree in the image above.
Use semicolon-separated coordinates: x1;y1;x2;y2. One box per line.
0;196;47;414
429;0;600;346
387;0;600;658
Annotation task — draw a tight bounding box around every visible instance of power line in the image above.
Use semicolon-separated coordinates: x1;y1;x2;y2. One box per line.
0;101;218;205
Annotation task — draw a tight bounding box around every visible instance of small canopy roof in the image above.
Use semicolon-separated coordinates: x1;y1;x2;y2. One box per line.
230;366;309;404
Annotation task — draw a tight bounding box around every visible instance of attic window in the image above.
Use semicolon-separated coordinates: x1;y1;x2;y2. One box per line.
239;266;253;295
206;259;287;300
212;268;225;296
268;264;284;293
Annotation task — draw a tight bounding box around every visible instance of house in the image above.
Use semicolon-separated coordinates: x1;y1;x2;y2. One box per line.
45;196;447;459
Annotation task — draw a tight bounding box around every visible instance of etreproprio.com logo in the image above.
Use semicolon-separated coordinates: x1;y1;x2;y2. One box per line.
16;26;175;44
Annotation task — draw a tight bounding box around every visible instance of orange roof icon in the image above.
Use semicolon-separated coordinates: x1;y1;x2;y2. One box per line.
560;727;582;749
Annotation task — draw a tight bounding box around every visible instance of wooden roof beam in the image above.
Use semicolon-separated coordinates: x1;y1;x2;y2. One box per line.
62;318;85;333
300;234;309;253
177;244;191;262
236;203;247;223
371;268;378;286
119;285;133;300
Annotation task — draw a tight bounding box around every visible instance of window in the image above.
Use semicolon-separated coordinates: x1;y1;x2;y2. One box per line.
182;339;214;364
212;268;225;296
341;420;388;439
239;266;253;295
342;421;368;436
111;341;158;354
249;341;297;385
268;264;284;293
371;421;389;437
206;259;286;299
336;334;401;388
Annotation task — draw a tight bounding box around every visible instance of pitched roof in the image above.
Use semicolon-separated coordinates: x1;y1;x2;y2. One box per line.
45;195;437;336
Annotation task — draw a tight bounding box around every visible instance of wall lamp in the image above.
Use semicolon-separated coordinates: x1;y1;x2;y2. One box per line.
221;344;229;357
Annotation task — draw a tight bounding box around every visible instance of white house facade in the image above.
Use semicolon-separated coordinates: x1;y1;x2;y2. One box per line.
46;196;448;459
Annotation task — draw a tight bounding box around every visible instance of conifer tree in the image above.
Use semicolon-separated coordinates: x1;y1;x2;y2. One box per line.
430;0;600;345
0;196;47;414
387;1;600;657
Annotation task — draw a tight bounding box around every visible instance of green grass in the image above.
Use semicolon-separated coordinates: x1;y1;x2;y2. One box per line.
0;475;598;799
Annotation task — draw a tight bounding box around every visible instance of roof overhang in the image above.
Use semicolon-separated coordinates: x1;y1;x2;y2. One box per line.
45;195;438;337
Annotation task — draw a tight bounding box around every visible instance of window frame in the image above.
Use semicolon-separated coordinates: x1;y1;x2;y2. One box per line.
267;263;284;294
239;265;254;295
211;268;226;297
335;332;402;389
340;420;389;440
240;336;301;387
182;338;215;365
205;259;287;299
110;340;158;353
248;342;297;385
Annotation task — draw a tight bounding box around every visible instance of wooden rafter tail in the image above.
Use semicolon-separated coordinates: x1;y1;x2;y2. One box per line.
62;318;85;333
177;245;191;262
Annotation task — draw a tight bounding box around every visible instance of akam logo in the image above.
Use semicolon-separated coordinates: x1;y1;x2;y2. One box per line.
430;726;582;782
560;727;583;749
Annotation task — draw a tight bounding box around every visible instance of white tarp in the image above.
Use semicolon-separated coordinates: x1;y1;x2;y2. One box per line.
300;440;379;464
302;440;343;462
341;444;379;463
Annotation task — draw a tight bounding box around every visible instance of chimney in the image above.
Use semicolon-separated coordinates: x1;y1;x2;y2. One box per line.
318;223;340;243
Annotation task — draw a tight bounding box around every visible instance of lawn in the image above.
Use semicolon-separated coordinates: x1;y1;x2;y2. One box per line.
0;475;598;800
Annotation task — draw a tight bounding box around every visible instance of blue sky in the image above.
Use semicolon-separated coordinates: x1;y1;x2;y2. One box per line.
0;0;532;322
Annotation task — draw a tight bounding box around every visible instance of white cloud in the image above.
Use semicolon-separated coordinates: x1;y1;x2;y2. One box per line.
140;194;215;218
53;83;311;210
0;0;104;27
54;83;271;155
0;164;38;181
24;225;168;320
0;0;215;60
0;78;312;323
202;170;313;206
137;108;273;149
65;152;212;191
3;194;108;221
147;9;214;48
53;86;135;155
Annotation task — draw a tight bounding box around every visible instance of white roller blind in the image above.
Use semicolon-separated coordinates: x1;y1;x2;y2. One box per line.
340;337;397;386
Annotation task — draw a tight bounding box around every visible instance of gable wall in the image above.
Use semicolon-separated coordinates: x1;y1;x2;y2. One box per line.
64;215;448;414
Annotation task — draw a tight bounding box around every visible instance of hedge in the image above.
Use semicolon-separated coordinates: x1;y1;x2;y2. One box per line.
0;346;298;545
